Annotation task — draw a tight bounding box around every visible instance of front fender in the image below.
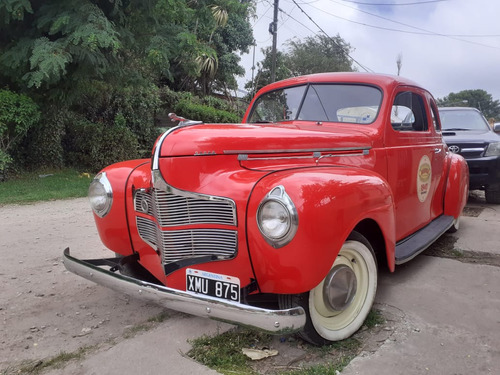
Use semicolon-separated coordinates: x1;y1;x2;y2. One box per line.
247;166;395;294
93;159;150;256
444;153;469;218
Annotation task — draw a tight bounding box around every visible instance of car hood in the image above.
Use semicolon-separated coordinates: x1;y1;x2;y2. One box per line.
442;129;500;145
158;122;375;157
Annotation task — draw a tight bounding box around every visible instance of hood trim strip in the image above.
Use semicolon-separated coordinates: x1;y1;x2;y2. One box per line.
224;146;371;155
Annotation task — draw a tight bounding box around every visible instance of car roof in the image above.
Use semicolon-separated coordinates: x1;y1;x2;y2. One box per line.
258;72;423;93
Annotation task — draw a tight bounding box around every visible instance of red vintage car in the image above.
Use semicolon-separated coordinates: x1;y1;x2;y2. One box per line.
64;72;469;345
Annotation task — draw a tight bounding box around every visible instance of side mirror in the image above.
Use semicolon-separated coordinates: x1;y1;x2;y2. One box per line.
494;123;500;132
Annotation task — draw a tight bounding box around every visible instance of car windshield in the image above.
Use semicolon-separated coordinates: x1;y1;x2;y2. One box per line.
247;84;382;124
439;109;490;131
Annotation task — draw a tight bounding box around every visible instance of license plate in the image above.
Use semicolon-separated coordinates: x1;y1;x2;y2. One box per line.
186;268;240;302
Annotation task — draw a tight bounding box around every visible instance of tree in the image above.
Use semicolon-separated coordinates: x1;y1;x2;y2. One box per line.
244;47;289;98
245;34;355;98
0;0;254;169
0;0;254;97
284;34;355;76
437;90;500;120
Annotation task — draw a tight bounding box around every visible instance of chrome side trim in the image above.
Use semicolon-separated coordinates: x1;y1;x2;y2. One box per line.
225;146;371;155
63;248;306;334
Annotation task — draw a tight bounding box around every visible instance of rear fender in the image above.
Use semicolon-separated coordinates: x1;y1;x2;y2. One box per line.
444;153;469;218
247;167;395;294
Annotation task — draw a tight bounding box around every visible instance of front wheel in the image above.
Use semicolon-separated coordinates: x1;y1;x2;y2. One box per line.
485;185;500;204
280;231;378;345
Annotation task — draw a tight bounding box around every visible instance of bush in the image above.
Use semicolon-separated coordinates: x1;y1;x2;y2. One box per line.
74;80;162;155
19;107;66;170
64;115;140;172
174;99;240;123
0;89;41;172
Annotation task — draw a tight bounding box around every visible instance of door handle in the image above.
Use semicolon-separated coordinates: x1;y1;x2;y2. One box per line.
434;148;442;154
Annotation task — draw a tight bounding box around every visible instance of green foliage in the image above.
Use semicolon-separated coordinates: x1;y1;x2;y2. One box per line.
19;106;67;169
188;328;271;374
175;99;240;123
23;37;73;88
245;47;290;97
0;89;40;171
71;79;162;152
64;115;140;172
246;34;355;98
0;0;254;171
0;0;33;23
285;34;355;76
437;89;500;120
0;149;12;174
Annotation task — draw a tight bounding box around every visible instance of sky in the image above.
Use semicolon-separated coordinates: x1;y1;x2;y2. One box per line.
238;0;500;102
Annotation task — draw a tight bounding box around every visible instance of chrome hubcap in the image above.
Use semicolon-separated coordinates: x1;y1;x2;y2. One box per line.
323;264;357;312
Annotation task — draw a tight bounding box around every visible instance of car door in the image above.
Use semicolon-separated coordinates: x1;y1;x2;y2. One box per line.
384;87;444;240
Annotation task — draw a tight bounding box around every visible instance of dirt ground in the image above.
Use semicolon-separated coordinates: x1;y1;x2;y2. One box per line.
0;194;498;374
0;199;166;372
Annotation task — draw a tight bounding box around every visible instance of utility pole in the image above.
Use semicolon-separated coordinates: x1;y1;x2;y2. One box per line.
270;0;279;83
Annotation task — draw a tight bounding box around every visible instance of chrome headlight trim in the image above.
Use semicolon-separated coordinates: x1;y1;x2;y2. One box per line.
89;172;113;218
257;185;298;248
485;142;500;157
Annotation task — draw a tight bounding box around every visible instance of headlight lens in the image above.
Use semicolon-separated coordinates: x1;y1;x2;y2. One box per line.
257;186;298;248
89;172;113;218
259;200;290;239
485;142;500;156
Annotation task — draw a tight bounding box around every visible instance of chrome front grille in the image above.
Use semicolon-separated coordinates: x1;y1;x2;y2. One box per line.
153;189;236;226
134;185;238;265
162;229;237;263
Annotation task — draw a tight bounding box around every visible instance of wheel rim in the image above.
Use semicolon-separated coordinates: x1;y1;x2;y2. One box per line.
309;239;376;340
323;264;357;312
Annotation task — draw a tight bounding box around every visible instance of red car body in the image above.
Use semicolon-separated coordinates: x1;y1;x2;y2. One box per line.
64;73;468;345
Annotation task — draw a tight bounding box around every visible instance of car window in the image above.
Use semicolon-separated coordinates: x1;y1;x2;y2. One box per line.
247;84;382;124
439;109;490;131
391;92;428;132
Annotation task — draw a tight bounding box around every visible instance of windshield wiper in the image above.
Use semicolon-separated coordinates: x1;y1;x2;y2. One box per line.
443;128;470;131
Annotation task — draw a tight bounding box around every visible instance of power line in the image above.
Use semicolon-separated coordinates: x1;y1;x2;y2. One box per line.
339;0;449;5
290;0;374;72
301;1;500;39
326;0;500;50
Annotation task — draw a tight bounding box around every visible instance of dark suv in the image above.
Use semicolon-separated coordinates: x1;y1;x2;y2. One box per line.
438;107;500;203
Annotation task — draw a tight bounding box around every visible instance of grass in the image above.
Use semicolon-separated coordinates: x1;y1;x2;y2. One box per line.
188;328;272;375
0;169;92;205
188;309;384;375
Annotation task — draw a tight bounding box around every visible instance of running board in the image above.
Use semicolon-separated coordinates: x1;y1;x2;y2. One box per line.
395;215;454;265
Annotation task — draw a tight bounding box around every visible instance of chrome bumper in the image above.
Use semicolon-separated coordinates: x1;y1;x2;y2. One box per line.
63;248;306;334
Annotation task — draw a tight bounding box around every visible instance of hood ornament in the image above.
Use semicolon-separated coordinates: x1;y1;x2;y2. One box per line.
168;113;203;127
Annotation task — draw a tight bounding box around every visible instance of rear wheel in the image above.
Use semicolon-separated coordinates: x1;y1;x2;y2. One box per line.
280;231;378;345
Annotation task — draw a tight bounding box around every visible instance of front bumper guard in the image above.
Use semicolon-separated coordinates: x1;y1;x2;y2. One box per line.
63;248;306;334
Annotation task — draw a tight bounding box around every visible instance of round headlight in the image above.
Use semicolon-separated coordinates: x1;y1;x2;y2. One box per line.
89;172;113;218
257;186;298;248
258;200;291;239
